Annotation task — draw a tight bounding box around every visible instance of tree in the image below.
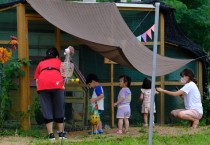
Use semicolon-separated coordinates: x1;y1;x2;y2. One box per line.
161;0;210;52
179;0;208;9
180;5;210;51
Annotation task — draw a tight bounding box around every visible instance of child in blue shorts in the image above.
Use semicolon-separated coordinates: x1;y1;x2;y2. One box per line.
86;74;104;134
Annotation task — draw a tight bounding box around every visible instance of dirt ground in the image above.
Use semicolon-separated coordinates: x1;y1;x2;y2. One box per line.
67;125;208;138
0;125;209;145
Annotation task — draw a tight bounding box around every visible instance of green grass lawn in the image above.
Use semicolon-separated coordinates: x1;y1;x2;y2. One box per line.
0;125;210;145
32;129;210;145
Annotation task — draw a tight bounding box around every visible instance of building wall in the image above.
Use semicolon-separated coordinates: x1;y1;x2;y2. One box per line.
79;44;197;125
0;5;200;126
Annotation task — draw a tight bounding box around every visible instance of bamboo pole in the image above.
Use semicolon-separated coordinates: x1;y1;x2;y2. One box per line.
159;13;165;125
17;4;31;130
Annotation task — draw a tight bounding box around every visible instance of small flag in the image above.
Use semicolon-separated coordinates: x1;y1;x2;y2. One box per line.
137;35;142;42
151;24;155;32
142;32;147;42
146;29;152;39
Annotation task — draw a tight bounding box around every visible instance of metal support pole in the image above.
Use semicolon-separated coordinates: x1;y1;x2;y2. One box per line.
148;2;160;145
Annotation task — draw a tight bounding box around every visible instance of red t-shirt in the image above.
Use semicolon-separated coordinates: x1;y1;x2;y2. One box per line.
34;58;64;91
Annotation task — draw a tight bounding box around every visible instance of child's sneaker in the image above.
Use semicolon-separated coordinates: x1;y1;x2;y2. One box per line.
58;132;67;140
88;131;99;135
49;133;55;141
98;129;104;134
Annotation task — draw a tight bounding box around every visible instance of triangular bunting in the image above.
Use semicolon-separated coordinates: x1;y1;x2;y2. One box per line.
146;29;152;40
136;24;154;43
137;35;141;42
151;24;155;32
142;32;147;42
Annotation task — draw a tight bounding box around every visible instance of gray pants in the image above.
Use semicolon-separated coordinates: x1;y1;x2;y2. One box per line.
38;89;64;122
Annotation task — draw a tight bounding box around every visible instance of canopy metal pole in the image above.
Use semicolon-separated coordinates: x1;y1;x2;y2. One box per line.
148;2;160;145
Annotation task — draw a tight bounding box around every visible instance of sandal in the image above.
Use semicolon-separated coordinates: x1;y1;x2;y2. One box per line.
124;130;129;134
143;124;148;128
116;129;123;134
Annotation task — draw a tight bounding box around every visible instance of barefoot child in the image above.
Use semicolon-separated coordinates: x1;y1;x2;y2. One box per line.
114;75;131;134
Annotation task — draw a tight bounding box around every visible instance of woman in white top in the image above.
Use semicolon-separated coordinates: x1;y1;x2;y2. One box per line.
157;68;203;128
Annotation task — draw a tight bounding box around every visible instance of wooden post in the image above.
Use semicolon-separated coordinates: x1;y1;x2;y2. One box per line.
159;13;165;125
110;63;115;128
104;58;116;127
17;4;31;130
55;27;61;53
198;61;203;96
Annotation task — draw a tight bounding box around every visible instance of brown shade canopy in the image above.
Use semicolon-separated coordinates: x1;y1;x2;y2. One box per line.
27;0;192;76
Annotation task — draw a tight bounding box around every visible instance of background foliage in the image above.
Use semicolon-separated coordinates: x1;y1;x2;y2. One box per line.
0;58;30;129
161;0;210;52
